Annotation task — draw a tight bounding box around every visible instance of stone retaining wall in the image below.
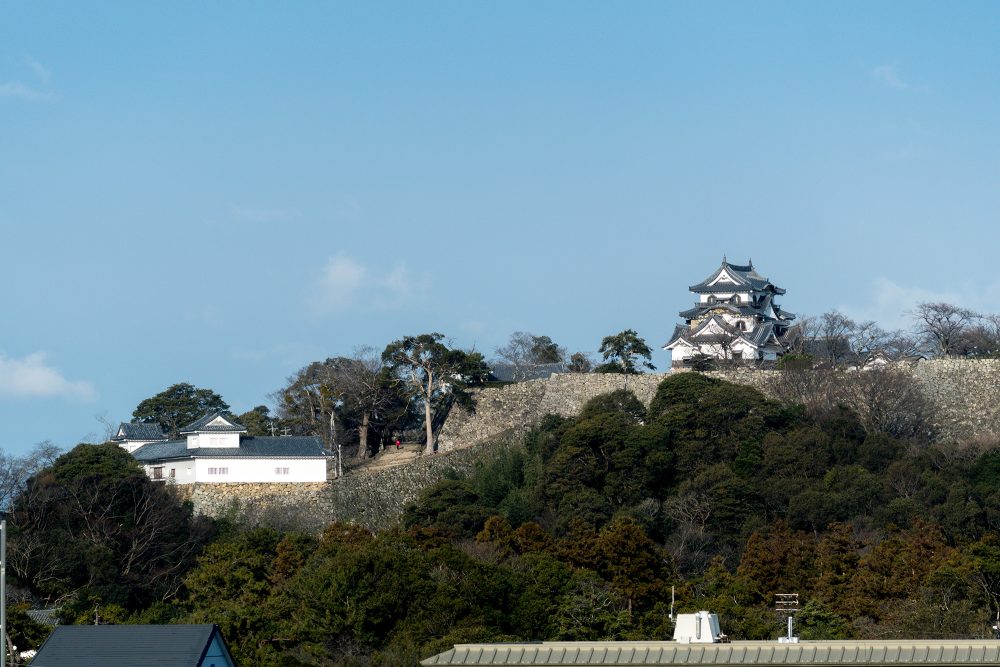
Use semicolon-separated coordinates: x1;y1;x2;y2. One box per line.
181;437;520;531
183;360;1000;530
438;361;1000;450
437;373;666;451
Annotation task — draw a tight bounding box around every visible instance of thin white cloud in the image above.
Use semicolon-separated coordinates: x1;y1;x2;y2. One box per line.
870;64;927;93
310;254;429;314
375;263;429;308
25;55;51;85
0;352;97;401
312;253;369;312
840;277;965;331
1;56;55;101
0;82;52;101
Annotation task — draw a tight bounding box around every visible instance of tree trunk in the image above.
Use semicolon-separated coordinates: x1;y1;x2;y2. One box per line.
357;410;371;459
423;373;435;455
329;410;341;478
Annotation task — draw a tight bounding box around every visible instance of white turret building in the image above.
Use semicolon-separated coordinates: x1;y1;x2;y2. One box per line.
115;411;330;484
664;258;795;367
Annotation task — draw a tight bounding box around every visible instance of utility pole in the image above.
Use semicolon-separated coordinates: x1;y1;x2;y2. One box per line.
2;511;7;667
775;593;799;643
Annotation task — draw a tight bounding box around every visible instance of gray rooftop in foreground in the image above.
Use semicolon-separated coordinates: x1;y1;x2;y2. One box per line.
421;640;1000;666
31;624;228;667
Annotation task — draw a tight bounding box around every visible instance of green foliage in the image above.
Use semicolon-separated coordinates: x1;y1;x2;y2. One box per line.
18;371;1000;661
9;442;212;610
7;605;50;653
383;333;491;448
238;405;274;436
777;353;815;370
595;329;655;374
579;389;647;424
403;479;493;538
132;382;229;437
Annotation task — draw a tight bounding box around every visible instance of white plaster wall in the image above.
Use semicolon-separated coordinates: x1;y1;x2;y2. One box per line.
143;461;195;483
119;440;159;454
187;432;240;449
193;457;328;483
698;291;751;304
668;340;697;361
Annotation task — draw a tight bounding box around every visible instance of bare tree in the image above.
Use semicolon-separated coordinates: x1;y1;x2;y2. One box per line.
783;316;817;355
272;359;352;451
883;331;924;360
0;441;60;510
960;313;1000;357
910;302;980;358
95;412;119;442
343;346;406;459
839;367;936;440
494;331;566;381
848;321;890;366
817;311;856;365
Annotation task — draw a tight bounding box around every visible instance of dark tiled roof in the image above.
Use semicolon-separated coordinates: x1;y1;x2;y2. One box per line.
689;258;786;294
747;321;777;346
663;324;691;348
178;411;246;434
679;302;771;320
112;422;167;442
31;624;233;667
665;317;783;351
132;436;328;463
689;315;743;338
26;608;59;627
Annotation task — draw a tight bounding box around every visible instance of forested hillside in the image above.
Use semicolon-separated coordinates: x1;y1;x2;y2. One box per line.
9;372;1000;665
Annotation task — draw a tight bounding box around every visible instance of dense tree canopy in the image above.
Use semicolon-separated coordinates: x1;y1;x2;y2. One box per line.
8;443;213;617
12;371;1000;662
595;329;655;374
132;383;230;437
382;333;490;454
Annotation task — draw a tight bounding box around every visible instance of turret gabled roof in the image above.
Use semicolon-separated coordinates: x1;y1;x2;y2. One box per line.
688;258;786;295
664;316;783;352
178;411;247;435
112;422;168;442
663;324;694;349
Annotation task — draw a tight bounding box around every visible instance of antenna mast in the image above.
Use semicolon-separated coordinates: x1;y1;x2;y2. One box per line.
775;593;799;643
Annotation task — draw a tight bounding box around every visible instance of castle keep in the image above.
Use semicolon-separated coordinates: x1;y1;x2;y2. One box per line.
664;258;795;367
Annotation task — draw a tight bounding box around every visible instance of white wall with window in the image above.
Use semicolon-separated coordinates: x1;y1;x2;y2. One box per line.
186;432;241;449
191;457;327;483
142;460;195;483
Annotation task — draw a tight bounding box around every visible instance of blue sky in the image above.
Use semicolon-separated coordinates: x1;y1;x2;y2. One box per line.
2;2;1000;453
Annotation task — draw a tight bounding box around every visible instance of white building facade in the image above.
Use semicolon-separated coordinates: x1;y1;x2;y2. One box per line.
664;258;795;367
117;412;330;484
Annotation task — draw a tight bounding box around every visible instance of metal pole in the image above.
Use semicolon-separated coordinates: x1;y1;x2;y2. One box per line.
2;513;7;667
